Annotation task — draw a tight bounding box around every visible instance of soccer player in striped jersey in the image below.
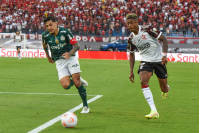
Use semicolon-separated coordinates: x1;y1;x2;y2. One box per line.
14;31;22;60
126;13;170;119
42;16;89;113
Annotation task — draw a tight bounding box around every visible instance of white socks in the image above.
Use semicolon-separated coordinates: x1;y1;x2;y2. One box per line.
142;85;157;112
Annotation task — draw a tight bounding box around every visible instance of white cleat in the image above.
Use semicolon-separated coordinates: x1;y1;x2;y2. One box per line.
81;106;90;113
80;77;88;87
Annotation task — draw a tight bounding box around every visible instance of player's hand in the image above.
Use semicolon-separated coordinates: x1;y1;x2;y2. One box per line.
129;72;134;83
62;52;70;60
161;56;167;65
48;57;55;63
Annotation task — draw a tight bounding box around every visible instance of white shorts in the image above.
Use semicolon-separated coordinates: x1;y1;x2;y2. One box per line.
55;56;81;80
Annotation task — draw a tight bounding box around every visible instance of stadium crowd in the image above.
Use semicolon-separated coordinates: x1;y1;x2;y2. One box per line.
0;0;199;37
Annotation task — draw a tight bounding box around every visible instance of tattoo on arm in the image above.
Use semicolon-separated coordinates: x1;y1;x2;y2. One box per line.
68;42;80;57
43;44;50;57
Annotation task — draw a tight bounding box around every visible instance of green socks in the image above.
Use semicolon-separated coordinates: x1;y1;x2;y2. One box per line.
65;79;74;90
77;84;88;107
65;80;88;107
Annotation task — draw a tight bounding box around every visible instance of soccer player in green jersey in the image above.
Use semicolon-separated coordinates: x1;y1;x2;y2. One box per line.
42;16;89;113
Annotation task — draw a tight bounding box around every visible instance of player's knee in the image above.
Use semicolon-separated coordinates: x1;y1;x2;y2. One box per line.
62;83;70;90
140;80;147;86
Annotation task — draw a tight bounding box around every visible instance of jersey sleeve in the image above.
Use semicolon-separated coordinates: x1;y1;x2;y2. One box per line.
128;33;137;53
42;33;47;45
143;25;162;39
65;29;77;45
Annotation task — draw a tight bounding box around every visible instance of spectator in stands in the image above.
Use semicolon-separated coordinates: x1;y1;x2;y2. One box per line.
79;22;83;35
0;0;198;38
175;23;179;35
71;24;76;35
84;45;87;51
88;24;93;36
96;28;100;36
108;28;113;36
87;46;92;51
193;28;197;37
101;29;105;36
169;23;173;36
92;25;95;36
38;24;43;34
75;23;79;35
83;23;88;36
181;22;186;37
115;48;120;52
122;25;125;37
166;27;170;36
115;20;120;36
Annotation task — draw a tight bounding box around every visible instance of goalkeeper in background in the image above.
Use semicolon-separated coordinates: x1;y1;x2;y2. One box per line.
42;16;90;113
14;31;22;60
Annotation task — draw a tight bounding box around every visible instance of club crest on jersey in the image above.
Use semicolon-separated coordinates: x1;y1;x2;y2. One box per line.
141;35;147;40
60;35;65;41
55;40;59;44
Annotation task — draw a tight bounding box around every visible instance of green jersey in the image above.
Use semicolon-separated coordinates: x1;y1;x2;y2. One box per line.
42;27;75;61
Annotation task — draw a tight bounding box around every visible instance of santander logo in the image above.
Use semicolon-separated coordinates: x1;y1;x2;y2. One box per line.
167;54;176;62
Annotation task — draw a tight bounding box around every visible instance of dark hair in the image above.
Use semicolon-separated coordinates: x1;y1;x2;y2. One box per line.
44;16;57;24
16;31;20;34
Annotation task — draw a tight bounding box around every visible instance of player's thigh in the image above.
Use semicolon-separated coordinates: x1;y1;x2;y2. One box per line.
16;46;20;52
68;56;82;76
68;56;82;87
56;59;71;81
72;72;81;87
138;62;153;85
153;62;168;79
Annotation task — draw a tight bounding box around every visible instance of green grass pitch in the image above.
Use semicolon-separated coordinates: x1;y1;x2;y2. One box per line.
0;57;198;133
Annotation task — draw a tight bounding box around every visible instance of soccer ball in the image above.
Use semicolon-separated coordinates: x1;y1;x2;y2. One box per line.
61;112;78;128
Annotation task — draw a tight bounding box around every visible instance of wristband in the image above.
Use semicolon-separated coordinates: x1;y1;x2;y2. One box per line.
163;53;167;57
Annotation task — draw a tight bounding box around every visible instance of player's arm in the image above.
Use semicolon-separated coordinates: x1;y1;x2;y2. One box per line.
42;36;54;63
128;35;137;83
62;41;80;60
129;52;135;83
158;34;168;65
14;36;15;42
69;42;80;57
158;34;168;53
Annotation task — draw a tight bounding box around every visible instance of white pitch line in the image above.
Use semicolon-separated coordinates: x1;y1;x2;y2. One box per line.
0;92;98;96
27;95;103;133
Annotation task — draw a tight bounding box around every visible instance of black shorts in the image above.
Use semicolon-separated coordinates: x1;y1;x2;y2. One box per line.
16;46;21;50
138;61;167;79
